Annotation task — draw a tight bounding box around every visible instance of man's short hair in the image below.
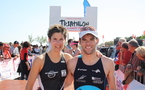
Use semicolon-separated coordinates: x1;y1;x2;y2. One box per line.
128;39;139;47
14;41;19;44
118;38;126;43
68;39;73;44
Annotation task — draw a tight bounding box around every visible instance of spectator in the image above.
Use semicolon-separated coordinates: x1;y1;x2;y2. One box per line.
3;44;11;59
115;38;126;64
28;45;33;56
18;45;22;53
120;42;132;66
10;41;20;58
63;39;73;53
32;44;40;54
70;41;81;57
19;41;31;80
108;46;116;58
39;45;43;54
42;46;46;53
123;39;141;85
127;39;141;70
114;38;126;70
135;46;145;76
9;42;12;46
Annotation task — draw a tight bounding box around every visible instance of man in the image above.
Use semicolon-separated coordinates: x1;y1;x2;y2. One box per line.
126;39;141;70
10;41;20;58
122;39;141;85
32;44;40;55
115;38;126;65
65;26;116;90
64;39;73;54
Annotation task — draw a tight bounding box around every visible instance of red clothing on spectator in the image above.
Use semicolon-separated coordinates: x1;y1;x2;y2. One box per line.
122;50;132;65
20;48;28;61
3;50;11;59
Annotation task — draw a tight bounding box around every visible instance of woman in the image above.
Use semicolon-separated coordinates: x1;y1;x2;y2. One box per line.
70;41;81;57
26;24;72;90
19;41;31;80
136;46;145;76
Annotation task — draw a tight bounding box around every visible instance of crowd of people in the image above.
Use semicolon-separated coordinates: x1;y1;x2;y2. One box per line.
111;38;145;85
0;41;49;80
1;24;145;90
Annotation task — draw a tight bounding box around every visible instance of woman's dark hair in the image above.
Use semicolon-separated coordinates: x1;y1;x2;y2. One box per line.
47;24;68;39
23;41;31;48
122;42;128;49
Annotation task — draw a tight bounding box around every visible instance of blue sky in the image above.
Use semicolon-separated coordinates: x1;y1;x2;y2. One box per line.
0;0;145;45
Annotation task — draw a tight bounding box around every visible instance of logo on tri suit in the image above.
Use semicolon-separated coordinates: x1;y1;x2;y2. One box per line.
76;75;86;83
92;69;101;73
77;68;87;71
61;69;67;77
61;60;65;63
45;71;58;78
92;77;103;84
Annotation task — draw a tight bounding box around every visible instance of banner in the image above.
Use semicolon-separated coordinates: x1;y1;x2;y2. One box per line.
115;69;145;90
0;56;36;81
0;59;13;81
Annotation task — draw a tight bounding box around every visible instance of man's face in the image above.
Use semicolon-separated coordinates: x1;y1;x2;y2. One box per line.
15;44;19;47
128;44;135;53
79;34;98;55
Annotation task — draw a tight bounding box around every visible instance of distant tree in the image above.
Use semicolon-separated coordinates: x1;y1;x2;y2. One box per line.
125;36;132;41
140;35;145;39
28;35;35;44
115;37;121;39
35;36;47;45
105;41;114;47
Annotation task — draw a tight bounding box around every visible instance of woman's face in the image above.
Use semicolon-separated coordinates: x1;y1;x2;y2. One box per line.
49;32;66;52
70;44;76;49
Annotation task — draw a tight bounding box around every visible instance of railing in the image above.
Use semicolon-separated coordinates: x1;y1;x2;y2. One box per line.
119;65;145;84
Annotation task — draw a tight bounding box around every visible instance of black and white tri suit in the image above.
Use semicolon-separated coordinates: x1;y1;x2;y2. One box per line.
38;53;67;90
74;56;107;90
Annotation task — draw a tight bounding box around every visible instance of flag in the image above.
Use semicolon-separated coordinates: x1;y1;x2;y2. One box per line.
102;35;104;39
83;0;90;17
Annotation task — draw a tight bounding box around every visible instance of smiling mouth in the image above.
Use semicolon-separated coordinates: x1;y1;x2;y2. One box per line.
55;46;61;49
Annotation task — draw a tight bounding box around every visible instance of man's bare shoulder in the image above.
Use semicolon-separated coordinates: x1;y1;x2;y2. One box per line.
70;55;79;62
63;53;73;63
68;56;79;67
101;55;114;64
